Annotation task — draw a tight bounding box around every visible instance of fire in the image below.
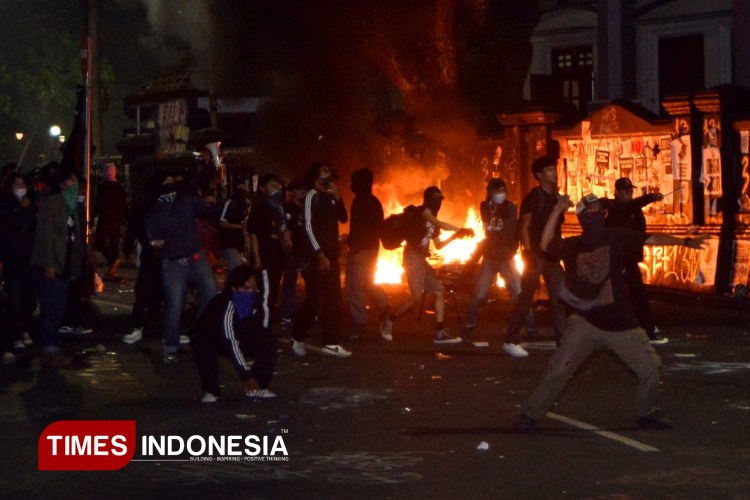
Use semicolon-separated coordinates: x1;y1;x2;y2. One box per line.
373;193;524;286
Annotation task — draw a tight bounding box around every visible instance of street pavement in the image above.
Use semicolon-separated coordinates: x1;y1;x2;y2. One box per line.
1;262;750;499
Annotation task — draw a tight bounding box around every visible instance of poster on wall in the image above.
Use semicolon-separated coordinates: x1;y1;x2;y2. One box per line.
158;99;188;154
732;240;750;288
702;146;722;219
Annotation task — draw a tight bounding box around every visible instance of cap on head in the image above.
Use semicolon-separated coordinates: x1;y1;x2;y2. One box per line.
486;178;506;196
423;186;445;203
575;193;601;214
614;177;634;191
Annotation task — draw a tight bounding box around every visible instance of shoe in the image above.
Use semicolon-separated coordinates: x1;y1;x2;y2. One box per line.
280;318;292;327
322;344;352;357
123;328;143;344
13;340;26;350
503;342;529;358
163;354;178;364
292;339;306;357
636;409;674;430
21;332;33;346
42;352;73;368
2;351;16;366
58;325;74;334
201;392;219;403
379;317;393;341
72;326;93;335
179;335;191;345
649;327;669;345
464;323;477;331
245;388;277;399
433;329;461;345
515;413;537;432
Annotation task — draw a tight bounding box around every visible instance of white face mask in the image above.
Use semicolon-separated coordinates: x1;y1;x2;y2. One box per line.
13;188;26;200
492;193;506;204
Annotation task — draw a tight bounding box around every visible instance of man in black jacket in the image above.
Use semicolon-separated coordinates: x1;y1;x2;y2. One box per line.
291;162;350;358
346;168;391;340
465;178;535;332
604;177;666;344
192;264;276;402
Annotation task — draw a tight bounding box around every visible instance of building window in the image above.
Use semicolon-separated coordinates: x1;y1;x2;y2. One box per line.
658;35;705;97
552;46;593;110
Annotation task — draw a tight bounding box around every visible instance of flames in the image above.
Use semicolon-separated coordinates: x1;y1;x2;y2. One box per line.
373;188;523;286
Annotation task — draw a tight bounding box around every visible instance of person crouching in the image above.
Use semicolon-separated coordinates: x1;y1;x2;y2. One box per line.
192;264;277;403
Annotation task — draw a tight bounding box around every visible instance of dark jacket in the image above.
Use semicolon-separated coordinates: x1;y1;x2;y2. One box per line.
348;193;384;253
146;194;212;260
194;291;269;380
480;199;519;261
93;181;128;228
603;194;659;233
0;192;37;264
302;189;348;260
30;192;85;280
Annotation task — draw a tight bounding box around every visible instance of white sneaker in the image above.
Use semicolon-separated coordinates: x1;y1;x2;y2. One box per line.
58;325;74;334
179;335;191;345
123;328;143;344
433;329;462;345
380;317;393;341
201;392;219;403
322;344;352;357
73;326;93;335
13;340;26;350
503;342;529;358
292;339;306;357
21;332;33;346
245;388;277;399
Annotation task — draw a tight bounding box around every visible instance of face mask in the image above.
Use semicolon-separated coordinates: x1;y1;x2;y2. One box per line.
578;211;606;241
62;184;79;213
492;193;506;204
426;199;442;214
13;188;26;200
319;176;333;188
231;290;259;320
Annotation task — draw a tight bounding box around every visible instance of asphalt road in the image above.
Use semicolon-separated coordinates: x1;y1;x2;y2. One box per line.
1;264;749;499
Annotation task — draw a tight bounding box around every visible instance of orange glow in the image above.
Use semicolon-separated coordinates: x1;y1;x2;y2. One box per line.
372;190;524;287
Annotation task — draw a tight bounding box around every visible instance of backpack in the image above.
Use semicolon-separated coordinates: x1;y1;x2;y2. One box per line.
380;205;418;250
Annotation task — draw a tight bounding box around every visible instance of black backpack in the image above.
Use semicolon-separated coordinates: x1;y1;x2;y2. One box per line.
380;205;418;250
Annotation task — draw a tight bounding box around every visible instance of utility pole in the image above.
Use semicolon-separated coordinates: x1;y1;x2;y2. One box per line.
87;0;102;155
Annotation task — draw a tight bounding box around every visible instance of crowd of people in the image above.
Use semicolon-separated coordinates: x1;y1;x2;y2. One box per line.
0;155;704;428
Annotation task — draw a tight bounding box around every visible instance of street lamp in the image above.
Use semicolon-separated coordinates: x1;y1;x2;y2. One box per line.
15;132;24;141
49;125;62;160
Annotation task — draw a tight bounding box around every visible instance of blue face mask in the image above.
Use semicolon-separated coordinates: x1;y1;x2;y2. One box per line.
231;291;259;319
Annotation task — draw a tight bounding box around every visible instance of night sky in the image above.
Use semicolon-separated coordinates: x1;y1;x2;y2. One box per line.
0;0;539;177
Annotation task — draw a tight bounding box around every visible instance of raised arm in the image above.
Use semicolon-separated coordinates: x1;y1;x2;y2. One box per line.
540;195;572;253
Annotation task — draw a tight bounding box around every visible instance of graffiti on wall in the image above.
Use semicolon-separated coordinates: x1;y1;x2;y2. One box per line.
640;237;718;290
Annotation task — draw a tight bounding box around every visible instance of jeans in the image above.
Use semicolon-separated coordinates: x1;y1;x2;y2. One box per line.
2;261;36;350
523;314;661;420
346;248;390;327
95;225;121;267
34;271;70;353
466;257;535;330
505;257;566;343
221;247;244;271
162;254;217;354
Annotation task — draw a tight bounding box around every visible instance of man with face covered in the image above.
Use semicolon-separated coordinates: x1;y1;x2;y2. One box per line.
464;178;535;333
385;186;474;344
514;193;706;432
290;163;350;357
346;168;391;340
248;173;287;321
